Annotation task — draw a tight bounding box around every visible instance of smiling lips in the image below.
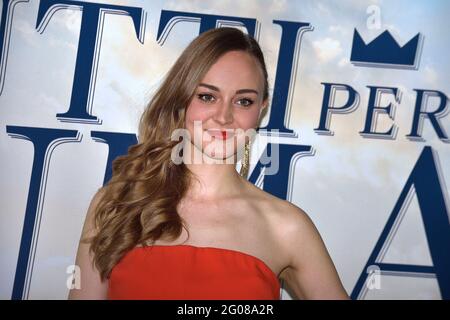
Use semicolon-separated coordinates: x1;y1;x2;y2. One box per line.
206;129;235;140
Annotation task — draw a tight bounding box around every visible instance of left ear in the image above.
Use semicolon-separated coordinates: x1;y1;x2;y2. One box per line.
259;99;268;115
262;99;268;109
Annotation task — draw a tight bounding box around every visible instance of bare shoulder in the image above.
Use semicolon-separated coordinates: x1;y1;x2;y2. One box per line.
243;181;349;299
243;180;313;240
78;187;107;240
242;180;314;257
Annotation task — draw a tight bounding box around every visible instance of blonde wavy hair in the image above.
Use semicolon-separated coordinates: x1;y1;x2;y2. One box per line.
84;27;270;281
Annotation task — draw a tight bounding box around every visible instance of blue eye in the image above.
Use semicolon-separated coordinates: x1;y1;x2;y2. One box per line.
237;98;254;107
197;93;215;103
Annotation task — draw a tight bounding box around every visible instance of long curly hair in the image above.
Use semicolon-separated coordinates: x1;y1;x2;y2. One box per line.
83;27;270;281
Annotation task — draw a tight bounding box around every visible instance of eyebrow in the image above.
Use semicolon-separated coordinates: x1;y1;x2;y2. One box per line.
198;83;259;95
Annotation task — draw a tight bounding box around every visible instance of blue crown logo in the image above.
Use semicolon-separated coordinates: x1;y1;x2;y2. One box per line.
350;29;422;69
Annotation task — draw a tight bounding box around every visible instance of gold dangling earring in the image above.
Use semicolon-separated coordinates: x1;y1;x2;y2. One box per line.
239;140;250;179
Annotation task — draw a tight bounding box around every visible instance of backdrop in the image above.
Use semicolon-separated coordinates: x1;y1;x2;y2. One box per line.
1;0;449;300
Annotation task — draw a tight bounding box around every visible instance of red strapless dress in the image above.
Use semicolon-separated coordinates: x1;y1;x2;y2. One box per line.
108;244;280;300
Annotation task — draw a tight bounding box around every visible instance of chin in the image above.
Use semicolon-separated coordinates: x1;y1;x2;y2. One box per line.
210;153;236;161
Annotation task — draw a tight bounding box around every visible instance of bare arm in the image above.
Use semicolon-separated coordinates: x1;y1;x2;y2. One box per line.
280;204;350;300
68;188;109;299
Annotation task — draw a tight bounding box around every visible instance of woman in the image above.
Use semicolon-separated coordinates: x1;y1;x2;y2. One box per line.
68;27;349;300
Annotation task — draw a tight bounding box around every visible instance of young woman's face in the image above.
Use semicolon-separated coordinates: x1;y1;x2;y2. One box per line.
185;50;267;162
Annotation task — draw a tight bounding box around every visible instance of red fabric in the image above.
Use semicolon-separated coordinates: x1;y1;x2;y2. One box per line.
108;244;280;300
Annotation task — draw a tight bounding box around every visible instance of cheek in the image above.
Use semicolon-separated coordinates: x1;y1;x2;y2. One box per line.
185;101;210;133
186;101;208;122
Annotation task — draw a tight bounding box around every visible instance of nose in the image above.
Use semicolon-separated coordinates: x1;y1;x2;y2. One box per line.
213;100;234;125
